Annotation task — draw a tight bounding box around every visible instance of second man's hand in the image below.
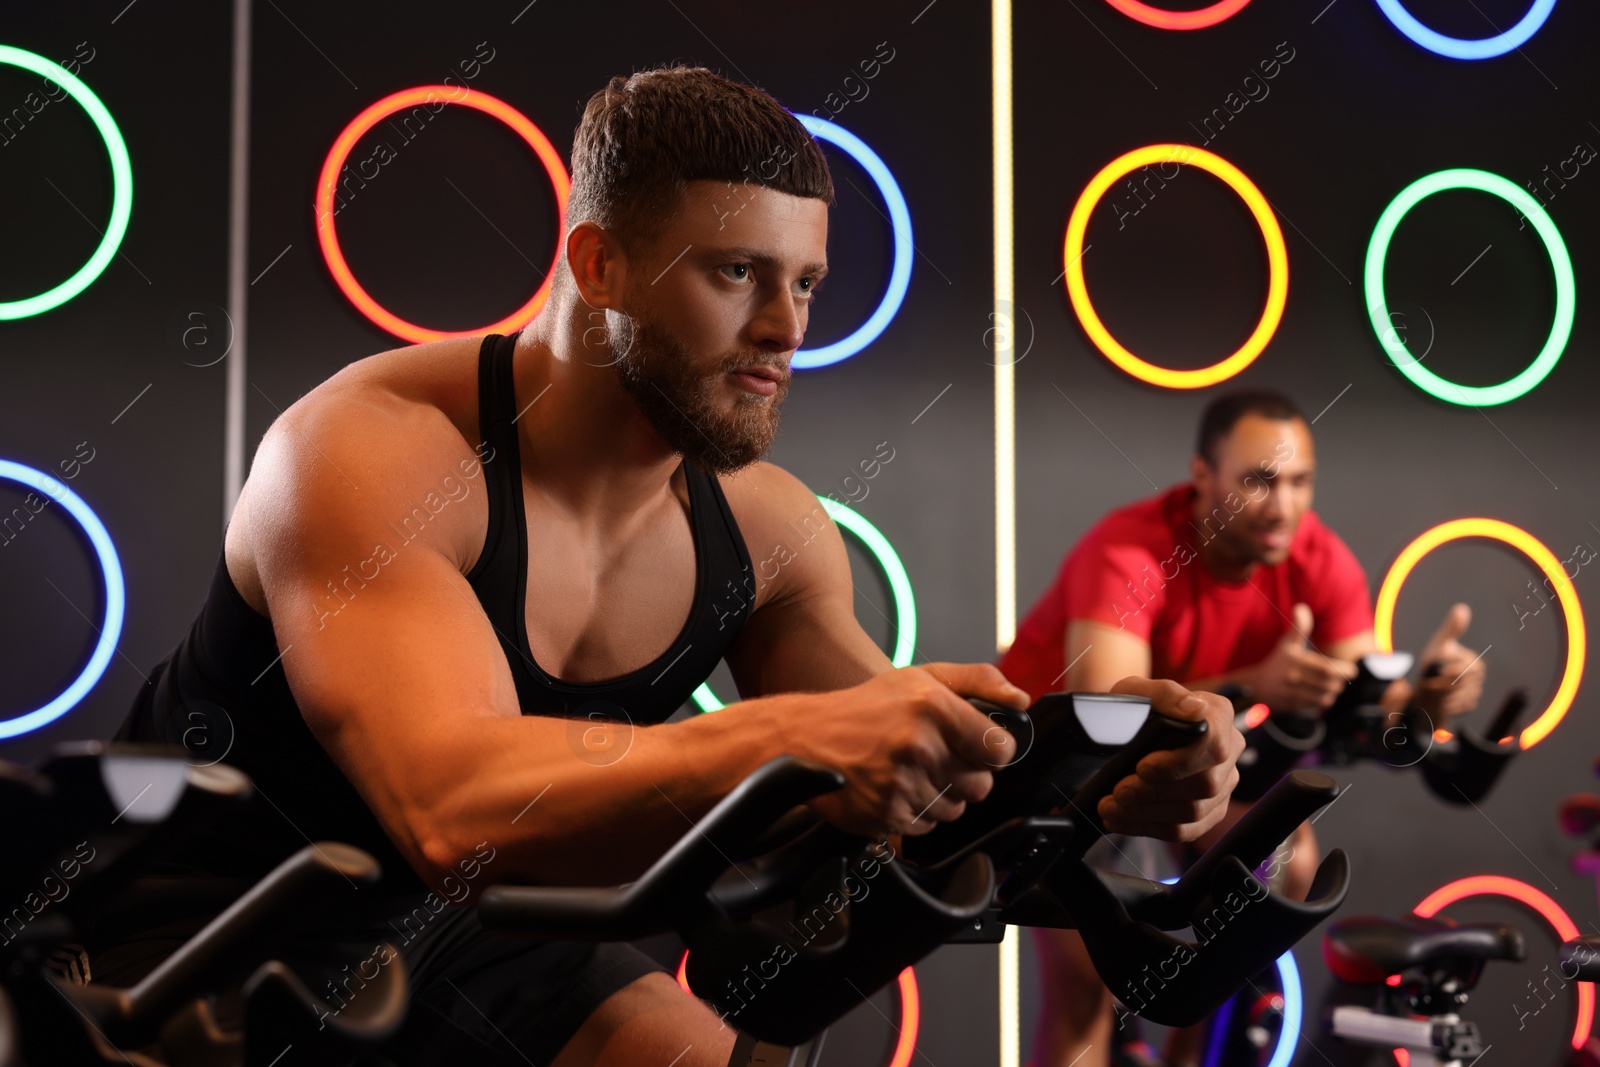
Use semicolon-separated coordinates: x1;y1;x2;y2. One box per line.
1409;602;1486;730
1097;677;1245;842
1243;602;1357;713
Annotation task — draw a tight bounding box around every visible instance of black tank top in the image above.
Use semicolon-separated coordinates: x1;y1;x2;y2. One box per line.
115;331;756;891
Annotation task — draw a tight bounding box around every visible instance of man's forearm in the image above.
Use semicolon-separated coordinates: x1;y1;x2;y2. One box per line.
415;693;814;895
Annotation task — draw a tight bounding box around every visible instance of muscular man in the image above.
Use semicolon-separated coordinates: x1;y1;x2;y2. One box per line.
99;68;1242;1066
999;390;1486;1067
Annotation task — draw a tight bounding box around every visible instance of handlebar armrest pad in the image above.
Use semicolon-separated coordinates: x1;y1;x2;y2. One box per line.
1420;727;1520;806
1062;849;1349;1028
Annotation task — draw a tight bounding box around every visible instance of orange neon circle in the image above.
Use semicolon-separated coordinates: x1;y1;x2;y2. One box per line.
1104;0;1255;31
1408;876;1592;1054
676;952;921;1061
315;85;570;343
1063;144;1288;389
1374;518;1585;749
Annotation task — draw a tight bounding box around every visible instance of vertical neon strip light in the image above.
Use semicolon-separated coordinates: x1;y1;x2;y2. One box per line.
994;0;1016;655
993;1;1019;1065
224;0;252;528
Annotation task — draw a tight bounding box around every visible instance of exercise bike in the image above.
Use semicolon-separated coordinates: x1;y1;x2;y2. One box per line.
476;692;1353;1065
0;742;406;1067
1189;651;1527;1067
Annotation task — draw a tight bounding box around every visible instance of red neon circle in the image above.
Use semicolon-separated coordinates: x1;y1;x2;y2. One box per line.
315;85;570;343
1397;875;1593;1059
676;951;921;1062
1104;0;1255;30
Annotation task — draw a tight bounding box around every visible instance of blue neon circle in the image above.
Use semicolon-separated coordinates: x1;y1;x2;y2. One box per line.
1197;942;1300;1067
1162;872;1301;1067
1268;949;1302;1067
1375;0;1556;59
794;115;913;369
0;460;125;738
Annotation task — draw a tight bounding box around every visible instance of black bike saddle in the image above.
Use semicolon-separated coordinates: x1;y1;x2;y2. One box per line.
1324;915;1525;984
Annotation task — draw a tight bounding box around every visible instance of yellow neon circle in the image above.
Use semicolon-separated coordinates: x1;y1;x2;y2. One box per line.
1375;518;1585;749
1063;144;1289;389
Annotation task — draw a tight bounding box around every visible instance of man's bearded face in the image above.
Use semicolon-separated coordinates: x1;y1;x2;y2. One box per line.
607;299;789;475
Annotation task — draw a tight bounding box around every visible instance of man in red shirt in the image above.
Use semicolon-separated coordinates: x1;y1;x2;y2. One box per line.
1001;389;1487;1067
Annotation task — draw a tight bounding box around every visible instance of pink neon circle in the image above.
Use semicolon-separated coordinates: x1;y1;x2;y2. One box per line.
1104;0;1255;30
315;85;570;343
1389;875;1593;1063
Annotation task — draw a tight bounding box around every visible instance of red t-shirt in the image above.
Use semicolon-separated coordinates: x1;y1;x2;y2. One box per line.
999;483;1373;701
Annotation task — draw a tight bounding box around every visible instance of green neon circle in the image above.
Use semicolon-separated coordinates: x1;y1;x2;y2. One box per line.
1365;168;1574;407
693;496;917;713
0;45;133;320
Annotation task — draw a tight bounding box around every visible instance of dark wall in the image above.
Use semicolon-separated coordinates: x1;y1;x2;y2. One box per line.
1013;0;1600;1062
1;0;1597;1063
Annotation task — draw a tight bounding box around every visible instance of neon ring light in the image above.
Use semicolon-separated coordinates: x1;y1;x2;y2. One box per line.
1374;518;1584;749
315;85;570;343
1396;875;1592;1061
794;115;912;369
693;496;916;712
0;460;124;738
1202;950;1301;1067
1064;144;1288;389
1365;168;1574;406
1376;0;1556;60
677;953;921;1067
0;45;132;321
1104;0;1254;31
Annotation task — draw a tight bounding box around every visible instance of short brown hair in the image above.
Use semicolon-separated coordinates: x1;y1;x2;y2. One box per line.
1196;389;1307;465
566;66;835;256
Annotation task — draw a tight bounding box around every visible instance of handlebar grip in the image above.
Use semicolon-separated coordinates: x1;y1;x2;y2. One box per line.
1562;935;1600;982
1420;726;1520;806
1059;710;1207;858
240;952;407;1065
1061;846;1350;1027
117;843;381;1042
1232;714;1325;803
1152;770;1338;924
480;756;845;939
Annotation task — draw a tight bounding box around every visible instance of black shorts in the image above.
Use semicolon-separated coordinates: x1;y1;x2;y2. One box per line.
86;892;668;1065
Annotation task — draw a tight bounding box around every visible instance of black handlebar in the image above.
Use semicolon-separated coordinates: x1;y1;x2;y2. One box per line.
480;757;849;940
1561;935;1600;982
0;746;407;1067
1236;654;1524;806
479;693;1350;1042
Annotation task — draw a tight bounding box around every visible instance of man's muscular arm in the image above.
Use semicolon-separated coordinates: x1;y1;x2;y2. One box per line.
720;464;894;696
250;407;1020;898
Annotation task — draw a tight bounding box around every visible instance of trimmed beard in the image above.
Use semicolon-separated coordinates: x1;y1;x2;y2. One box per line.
1201;485;1291;566
608;308;787;476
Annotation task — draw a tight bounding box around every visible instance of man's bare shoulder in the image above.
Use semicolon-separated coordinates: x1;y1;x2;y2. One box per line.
715;461;829;548
228;337;491;611
714;461;849;614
